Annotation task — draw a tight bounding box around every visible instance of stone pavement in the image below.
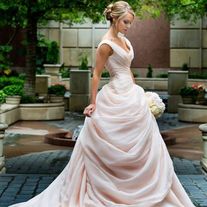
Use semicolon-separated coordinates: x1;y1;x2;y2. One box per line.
0;112;207;207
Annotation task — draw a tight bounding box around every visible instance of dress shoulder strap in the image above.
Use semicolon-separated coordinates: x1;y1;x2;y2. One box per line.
97;39;116;51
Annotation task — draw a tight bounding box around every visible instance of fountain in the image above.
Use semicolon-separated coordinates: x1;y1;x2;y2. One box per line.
44;125;83;147
44;125;175;147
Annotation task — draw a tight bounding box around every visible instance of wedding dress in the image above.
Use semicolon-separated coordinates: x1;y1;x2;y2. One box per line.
10;37;195;207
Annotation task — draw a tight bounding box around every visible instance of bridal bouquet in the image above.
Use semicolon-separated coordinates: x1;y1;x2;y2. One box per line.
145;92;165;118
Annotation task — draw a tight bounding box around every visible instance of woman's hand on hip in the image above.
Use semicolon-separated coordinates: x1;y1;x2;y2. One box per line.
83;104;96;117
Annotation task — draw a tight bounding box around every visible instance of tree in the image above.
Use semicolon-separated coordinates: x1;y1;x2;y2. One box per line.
0;0;206;95
0;0;95;96
138;0;207;20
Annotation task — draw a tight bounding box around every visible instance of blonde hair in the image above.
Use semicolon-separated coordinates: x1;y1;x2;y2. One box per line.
104;1;135;24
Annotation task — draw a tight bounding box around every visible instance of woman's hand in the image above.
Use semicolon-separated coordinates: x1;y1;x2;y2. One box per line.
83;104;96;117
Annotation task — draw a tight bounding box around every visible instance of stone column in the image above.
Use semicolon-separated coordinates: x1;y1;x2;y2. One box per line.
167;70;188;113
199;123;207;172
0;122;8;174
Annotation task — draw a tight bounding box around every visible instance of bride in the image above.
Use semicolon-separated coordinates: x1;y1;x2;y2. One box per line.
10;1;196;206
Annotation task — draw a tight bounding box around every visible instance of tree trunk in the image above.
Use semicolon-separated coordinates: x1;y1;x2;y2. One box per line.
24;5;37;96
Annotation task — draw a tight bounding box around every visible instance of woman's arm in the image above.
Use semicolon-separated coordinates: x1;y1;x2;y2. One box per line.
83;44;112;117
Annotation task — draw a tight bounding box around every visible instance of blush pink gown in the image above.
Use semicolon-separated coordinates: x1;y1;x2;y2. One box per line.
10;38;196;207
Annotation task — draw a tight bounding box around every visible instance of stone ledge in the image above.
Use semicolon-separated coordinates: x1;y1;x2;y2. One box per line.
178;103;207;109
20;103;64;121
0;103;65;125
20;103;64;108
0;104;18;114
178;103;207;123
0;107;20;125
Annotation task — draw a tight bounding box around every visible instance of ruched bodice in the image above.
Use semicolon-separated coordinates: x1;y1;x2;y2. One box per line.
98;37;135;94
98;37;134;73
10;37;195;207
98;37;133;76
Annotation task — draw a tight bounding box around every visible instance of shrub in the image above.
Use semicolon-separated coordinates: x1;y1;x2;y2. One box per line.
189;72;207;79
79;55;88;70
20;95;38;103
146;64;153;78
60;65;70;78
0;76;25;90
3;85;23;96
179;86;198;97
48;83;66;96
156;73;168;78
182;63;189;71
0;91;6;103
101;71;110;77
36;36;60;74
46;41;59;64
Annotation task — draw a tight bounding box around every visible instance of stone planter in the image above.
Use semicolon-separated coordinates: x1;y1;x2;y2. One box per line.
50;95;64;103
0;122;8;174
178;103;207;122
44;64;62;75
0;103;64;125
168;70;188;113
5;96;21;105
70;70;90;94
20;103;64;120
70;70;91;112
199;124;207;172
181;96;195;104
44;64;62;84
168;71;188;95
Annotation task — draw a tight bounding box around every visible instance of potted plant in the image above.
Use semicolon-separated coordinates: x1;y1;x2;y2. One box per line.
48;83;66;103
3;85;23;105
179;86;198;104
38;37;61;75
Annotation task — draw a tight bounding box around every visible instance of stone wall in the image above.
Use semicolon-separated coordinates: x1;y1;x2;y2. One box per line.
38;16;207;73
38;19;109;68
38;16;170;71
170;17;207;69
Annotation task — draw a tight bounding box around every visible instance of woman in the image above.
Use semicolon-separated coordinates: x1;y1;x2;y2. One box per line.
10;1;195;206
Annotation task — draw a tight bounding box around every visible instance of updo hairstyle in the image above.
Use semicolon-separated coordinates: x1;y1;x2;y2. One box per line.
104;1;135;24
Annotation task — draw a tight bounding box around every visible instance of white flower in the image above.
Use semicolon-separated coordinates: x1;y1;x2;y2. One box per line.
145;92;165;118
